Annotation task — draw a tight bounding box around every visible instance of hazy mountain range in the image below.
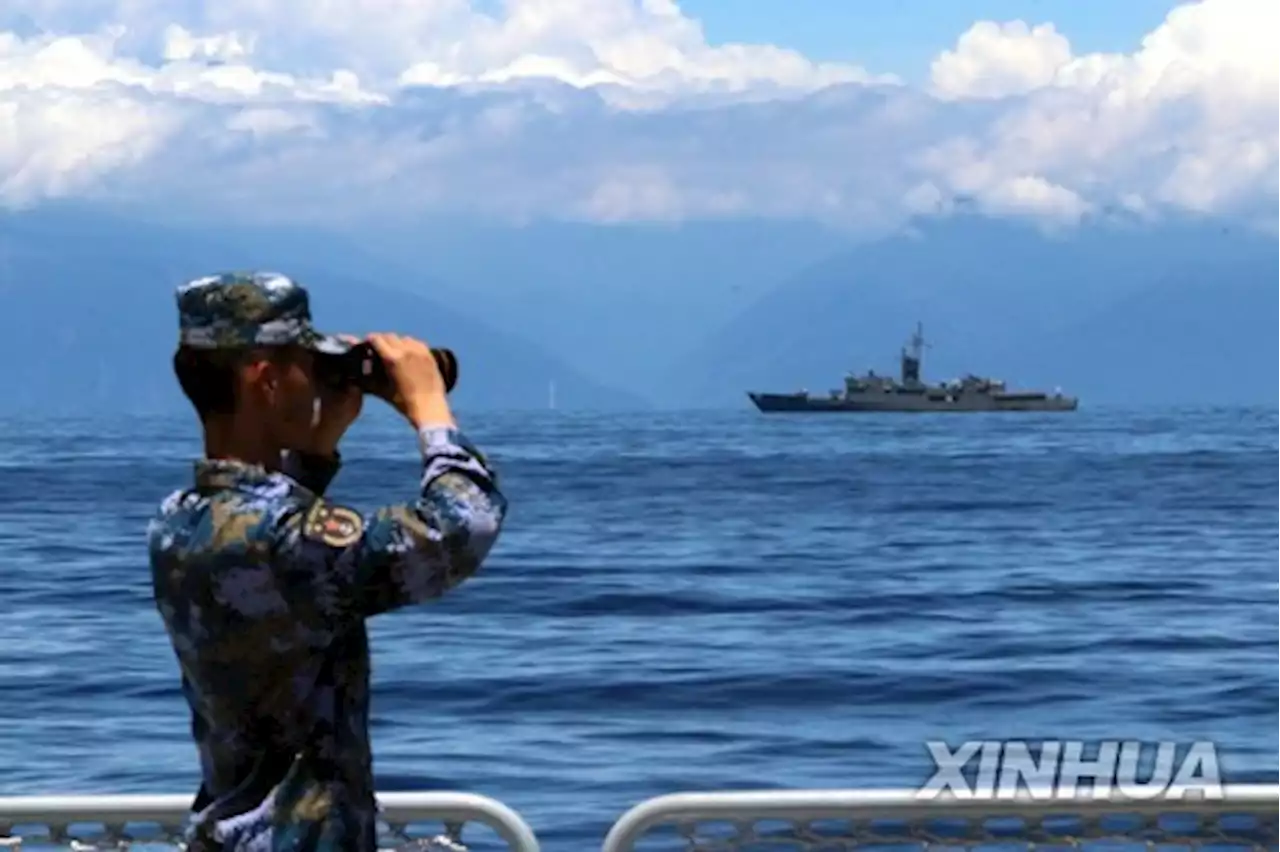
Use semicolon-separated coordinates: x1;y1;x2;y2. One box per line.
0;204;1274;413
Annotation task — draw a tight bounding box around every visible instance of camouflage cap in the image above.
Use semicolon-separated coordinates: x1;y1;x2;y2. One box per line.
175;271;350;354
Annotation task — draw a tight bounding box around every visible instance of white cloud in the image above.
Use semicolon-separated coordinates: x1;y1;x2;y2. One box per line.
161;25;255;64
0;0;1275;230
930;21;1074;100
917;0;1279;226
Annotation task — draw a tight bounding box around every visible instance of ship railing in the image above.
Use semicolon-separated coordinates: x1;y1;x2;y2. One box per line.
1;785;1276;851
600;784;1280;852
0;791;540;851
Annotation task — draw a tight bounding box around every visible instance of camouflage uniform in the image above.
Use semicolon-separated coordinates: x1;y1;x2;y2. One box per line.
148;272;507;851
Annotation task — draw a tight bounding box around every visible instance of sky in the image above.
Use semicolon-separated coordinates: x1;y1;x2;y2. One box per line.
0;0;1275;232
679;0;1185;81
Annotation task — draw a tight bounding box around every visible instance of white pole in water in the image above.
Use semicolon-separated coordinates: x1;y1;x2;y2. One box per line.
548;380;556;410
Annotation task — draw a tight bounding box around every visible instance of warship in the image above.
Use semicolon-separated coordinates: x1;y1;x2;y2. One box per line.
747;323;1078;413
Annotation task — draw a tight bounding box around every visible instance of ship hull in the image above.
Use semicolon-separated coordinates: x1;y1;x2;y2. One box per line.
747;391;1078;413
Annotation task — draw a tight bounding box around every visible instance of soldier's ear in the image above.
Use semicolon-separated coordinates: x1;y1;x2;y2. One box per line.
237;353;279;397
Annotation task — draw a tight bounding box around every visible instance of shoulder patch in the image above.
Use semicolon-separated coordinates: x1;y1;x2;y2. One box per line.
302;499;364;548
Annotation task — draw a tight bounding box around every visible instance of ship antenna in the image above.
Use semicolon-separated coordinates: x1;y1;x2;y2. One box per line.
900;321;929;384
909;322;927;361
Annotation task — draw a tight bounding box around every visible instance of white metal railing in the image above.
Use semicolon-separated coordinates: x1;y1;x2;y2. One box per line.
601;784;1280;852
4;785;1277;851
0;791;540;851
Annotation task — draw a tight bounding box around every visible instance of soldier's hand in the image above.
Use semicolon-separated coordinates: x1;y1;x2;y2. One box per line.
367;332;455;428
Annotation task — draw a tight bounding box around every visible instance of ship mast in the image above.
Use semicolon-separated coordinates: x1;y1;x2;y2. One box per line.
900;321;926;385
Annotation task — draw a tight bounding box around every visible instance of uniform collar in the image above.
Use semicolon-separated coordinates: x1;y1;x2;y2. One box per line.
194;458;281;493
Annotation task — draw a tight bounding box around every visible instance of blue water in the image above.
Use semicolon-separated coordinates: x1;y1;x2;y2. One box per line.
1;408;1277;849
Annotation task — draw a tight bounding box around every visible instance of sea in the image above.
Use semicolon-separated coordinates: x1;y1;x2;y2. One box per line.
0;407;1277;850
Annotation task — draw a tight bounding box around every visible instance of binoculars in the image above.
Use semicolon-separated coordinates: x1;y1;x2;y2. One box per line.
315;342;458;397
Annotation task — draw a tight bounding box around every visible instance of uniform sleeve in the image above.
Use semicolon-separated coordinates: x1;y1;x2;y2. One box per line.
268;425;507;629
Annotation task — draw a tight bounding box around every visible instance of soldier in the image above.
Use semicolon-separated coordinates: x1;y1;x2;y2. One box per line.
148;271;508;851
